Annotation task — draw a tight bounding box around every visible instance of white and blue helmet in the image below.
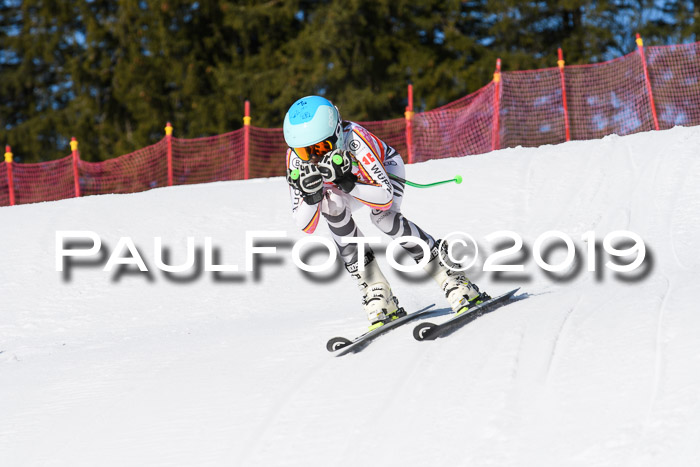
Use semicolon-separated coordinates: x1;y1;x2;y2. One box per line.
283;95;344;160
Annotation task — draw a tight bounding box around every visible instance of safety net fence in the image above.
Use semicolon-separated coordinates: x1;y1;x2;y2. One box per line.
2;40;699;207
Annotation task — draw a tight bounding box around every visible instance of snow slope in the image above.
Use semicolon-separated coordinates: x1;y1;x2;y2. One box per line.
1;126;699;467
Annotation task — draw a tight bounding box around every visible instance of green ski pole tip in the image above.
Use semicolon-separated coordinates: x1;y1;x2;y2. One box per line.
290;169;300;180
332;154;343;165
454;175;463;184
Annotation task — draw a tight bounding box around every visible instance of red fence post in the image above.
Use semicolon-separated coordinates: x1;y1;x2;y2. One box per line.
243;100;251;180
492;58;502;151
70;137;81;198
165;122;173;186
4;145;15;206
558;48;571;142
636;33;660;131
405;84;415;164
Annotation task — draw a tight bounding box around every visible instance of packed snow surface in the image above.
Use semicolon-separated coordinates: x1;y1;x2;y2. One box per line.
2;126;700;466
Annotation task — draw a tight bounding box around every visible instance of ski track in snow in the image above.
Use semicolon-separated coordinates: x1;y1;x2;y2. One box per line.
235;357;325;465
628;276;671;466
543;295;582;386
1;126;700;467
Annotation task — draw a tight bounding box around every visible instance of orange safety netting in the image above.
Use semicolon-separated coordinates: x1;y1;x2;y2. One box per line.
2;40;699;207
565;52;657;140
3;155;76;205
412;83;496;163
171;131;245;184
80;139;169;196
248;127;287;179
645;41;700;129
499;67;567;147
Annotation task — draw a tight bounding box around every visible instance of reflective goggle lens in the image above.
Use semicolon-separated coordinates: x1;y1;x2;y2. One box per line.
293;134;339;161
293;146;313;160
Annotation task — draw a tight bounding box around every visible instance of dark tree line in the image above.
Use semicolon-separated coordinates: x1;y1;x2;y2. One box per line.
1;0;697;162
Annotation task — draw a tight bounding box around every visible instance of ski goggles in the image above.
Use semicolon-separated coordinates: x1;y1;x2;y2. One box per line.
292;134;339;161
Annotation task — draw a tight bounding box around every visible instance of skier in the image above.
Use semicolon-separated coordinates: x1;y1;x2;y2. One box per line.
283;95;490;328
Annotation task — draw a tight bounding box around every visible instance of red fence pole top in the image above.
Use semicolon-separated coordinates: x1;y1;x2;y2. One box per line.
492;58;502;152
243;100;251;180
557;47;571;142
4;145;14;206
165;122;174;186
635;33;660;131
405;83;414;119
70;137;81;197
244;100;251;125
405;84;415;164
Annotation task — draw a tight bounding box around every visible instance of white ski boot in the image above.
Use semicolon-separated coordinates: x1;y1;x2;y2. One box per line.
423;240;490;313
346;251;405;328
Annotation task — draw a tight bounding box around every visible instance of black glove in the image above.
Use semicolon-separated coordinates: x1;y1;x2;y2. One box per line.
317;149;357;193
287;162;324;205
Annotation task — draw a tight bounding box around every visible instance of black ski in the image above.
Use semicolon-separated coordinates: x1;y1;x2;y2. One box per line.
327;303;436;356
413;288;520;341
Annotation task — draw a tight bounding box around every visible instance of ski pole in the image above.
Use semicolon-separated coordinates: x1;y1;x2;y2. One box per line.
388;173;462;189
349;159;462;188
292;158;462;189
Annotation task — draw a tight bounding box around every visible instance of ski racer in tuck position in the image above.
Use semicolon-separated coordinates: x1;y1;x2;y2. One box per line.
284;95;490;329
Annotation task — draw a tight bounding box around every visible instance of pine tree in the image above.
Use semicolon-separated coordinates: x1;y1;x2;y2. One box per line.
1;0;698;162
0;1;81;162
